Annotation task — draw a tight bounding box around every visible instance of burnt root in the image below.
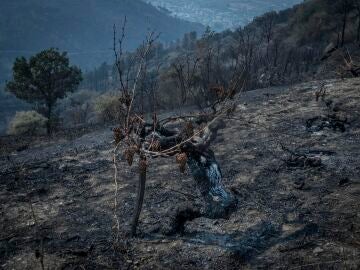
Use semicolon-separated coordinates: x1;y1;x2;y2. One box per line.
166;206;202;235
306;115;347;132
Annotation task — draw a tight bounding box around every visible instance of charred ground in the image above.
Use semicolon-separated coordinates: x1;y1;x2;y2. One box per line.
1;78;360;269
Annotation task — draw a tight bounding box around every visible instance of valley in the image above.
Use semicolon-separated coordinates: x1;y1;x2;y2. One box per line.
147;0;302;31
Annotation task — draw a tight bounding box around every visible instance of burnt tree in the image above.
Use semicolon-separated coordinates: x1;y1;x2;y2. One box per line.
112;22;240;237
337;0;353;47
354;0;360;42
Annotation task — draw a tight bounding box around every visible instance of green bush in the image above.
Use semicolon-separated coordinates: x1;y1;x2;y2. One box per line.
7;111;47;135
59;89;98;126
93;93;124;123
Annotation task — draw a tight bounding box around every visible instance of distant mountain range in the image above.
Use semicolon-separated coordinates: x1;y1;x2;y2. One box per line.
146;0;303;31
0;0;204;82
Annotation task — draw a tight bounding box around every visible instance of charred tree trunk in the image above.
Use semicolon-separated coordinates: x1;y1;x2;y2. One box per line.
130;119;237;236
131;158;147;236
340;0;351;47
186;148;237;218
130;147;236;236
356;3;360;42
166;148;237;235
46;103;53;135
358;18;360;43
341;12;347;47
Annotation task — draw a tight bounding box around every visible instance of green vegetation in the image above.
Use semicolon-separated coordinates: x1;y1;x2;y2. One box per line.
0;0;204;81
7;111;47;136
6;48;82;134
93;93;124;123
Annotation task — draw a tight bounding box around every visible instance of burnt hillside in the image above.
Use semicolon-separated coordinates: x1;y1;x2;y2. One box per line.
81;0;360;102
1;78;359;269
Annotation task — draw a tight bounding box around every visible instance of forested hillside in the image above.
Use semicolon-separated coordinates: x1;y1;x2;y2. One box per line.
82;0;360;107
0;0;203;133
0;0;204;82
2;0;360;134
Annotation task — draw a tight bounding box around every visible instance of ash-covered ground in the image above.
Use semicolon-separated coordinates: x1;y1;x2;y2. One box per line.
1;78;360;269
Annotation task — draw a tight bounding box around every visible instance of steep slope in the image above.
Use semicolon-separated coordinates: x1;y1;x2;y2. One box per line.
258;0;359;46
0;0;204;81
82;0;360;95
1;78;359;268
